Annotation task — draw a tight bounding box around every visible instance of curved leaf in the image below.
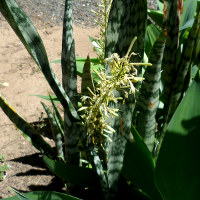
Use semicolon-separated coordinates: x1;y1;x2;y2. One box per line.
122;126;162;200
156;79;200;200
0;0;79;121
43;156;98;187
0;95;56;159
145;20;161;56
147;9;163;28
180;0;197;28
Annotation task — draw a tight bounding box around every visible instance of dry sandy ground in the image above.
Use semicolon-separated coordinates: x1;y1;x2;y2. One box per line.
0;21;99;198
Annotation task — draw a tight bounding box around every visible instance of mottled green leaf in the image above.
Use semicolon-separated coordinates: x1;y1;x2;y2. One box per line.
161;6;200;137
0;0;79;121
105;0;147;196
41;102;64;160
137;31;166;152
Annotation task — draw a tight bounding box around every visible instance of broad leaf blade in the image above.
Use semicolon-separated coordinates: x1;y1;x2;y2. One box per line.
43;156;98;187
61;0;77;106
61;0;81;165
145;20;161;56
180;0;197;28
156;79;200;200
122;126;162;200
147;9;163;28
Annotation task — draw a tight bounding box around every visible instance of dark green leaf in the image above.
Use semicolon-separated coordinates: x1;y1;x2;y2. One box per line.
147;9;163;28
81;56;95;95
156;80;200;200
43;156;98;187
145;20;161;56
162;0;183;128
122;126;162;200
161;6;200;136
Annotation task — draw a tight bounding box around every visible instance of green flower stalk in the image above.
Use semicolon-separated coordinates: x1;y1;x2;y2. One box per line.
79;37;152;149
91;0;113;63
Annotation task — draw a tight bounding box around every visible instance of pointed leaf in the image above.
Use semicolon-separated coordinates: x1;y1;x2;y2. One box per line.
81;56;95;95
61;0;77;107
41;102;64;160
32;94;60;103
162;6;200;129
0;95;56;159
0;0;79;121
162;0;183;126
9;187;31;200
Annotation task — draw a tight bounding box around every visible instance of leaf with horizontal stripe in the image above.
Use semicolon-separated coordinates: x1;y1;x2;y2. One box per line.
137;31;166;152
105;0;147;197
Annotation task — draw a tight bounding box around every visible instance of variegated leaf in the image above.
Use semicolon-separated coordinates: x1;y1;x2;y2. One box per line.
61;0;82;165
0;0;80;122
162;0;183;114
137;31;166;152
105;0;147;196
41;102;64;160
162;6;200;135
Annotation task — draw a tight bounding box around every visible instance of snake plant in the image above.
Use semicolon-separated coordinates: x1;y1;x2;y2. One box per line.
0;0;200;199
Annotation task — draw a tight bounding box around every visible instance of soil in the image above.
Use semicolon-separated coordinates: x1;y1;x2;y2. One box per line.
0;20;99;200
0;0;157;198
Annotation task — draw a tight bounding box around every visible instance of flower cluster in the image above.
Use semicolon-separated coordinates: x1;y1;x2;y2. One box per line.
79;37;152;147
